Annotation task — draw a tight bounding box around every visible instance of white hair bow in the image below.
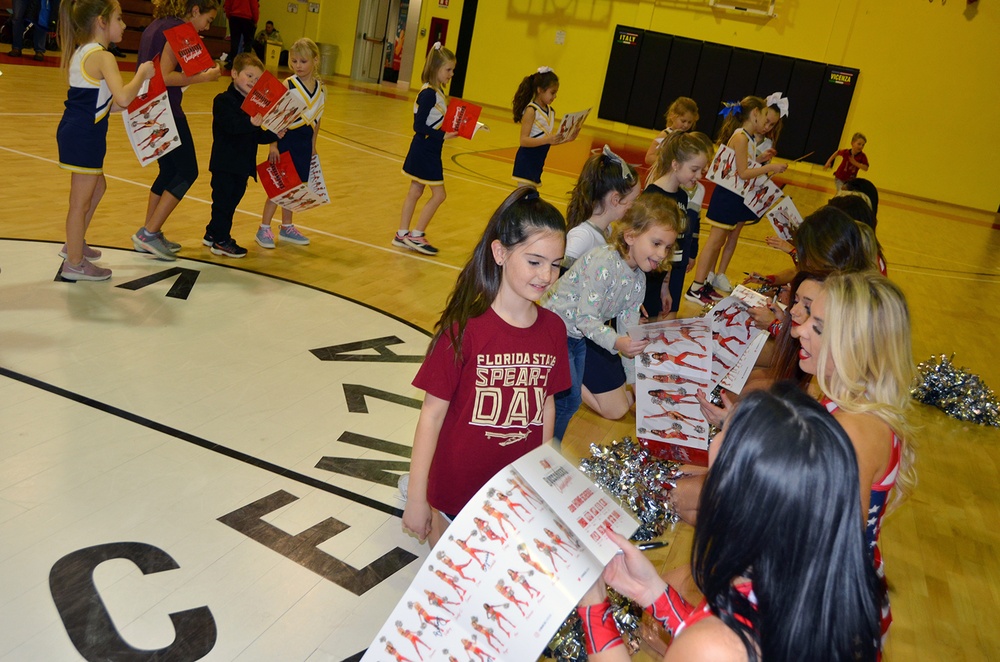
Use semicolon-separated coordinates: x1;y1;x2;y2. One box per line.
432;41;442;51
537;66;553;74
765;92;789;118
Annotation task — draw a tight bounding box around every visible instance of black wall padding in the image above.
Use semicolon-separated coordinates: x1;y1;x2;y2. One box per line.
599;26;645;123
721;48;763;104
754;53;794;100
779;59;826;159
804;66;860;166
599;27;859;165
654;37;702;131
626;33;673;128
689;43;732;140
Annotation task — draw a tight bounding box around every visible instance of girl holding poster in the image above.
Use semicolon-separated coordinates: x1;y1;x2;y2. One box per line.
132;0;221;261
685;95;788;305
401;188;570;547
55;0;155;280
511;67;576;187
256;38;325;249
394;42;458;256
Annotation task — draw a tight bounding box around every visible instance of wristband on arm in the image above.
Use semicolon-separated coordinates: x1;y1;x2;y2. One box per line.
577;601;624;654
768;318;784;337
646;585;695;634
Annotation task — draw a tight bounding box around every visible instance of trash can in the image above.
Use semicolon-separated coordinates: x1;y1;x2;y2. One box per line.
318;43;337;77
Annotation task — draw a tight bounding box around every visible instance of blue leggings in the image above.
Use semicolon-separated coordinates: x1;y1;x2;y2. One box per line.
553;337;587;440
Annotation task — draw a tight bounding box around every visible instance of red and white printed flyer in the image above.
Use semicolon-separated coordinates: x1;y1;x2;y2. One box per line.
442;98;483;139
361;444;638;662
121;56;180;166
163;22;214;76
240;71;306;134
257;151;329;212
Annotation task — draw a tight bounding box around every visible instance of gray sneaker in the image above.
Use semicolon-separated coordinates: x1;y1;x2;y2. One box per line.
278;224;310;245
160;233;182;253
132;231;178;261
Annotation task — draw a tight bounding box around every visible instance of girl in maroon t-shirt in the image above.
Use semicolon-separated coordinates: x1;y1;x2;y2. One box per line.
402;188;572;547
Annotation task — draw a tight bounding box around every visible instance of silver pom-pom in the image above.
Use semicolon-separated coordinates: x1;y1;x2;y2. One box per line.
544;438;684;660
912;354;999;427
543;610;586;662
579;437;682;541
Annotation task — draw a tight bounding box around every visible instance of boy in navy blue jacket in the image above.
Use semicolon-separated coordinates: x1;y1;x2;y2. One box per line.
205;53;282;257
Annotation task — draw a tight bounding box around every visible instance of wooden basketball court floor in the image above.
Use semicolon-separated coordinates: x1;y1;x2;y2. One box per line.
0;57;999;660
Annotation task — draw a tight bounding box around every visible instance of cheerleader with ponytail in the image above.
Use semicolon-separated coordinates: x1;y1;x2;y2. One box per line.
393;41;458;256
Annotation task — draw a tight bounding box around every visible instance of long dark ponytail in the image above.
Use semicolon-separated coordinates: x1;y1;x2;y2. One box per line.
512;69;559;122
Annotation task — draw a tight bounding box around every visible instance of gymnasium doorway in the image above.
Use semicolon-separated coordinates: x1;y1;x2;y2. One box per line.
351;0;420;87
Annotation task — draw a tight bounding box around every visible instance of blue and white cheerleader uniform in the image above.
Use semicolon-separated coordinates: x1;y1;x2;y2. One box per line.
706;127;770;227
401;83;447;185
278;74;325;180
512;100;555;186
56;43;112;173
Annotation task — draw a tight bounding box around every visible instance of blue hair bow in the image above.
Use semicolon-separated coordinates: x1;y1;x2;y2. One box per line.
718;101;741;118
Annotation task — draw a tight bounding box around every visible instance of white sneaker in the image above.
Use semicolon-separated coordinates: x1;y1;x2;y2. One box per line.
712;272;733;293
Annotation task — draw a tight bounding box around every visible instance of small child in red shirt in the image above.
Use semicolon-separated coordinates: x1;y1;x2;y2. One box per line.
825;132;869;191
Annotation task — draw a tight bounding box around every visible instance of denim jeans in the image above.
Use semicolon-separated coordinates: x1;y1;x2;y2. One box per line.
553;336;587;441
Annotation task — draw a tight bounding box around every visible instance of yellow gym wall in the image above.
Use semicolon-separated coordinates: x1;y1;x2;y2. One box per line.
294;1;994;210
315;0;361;77
460;0;998;211
407;0;465;89
256;0;320;46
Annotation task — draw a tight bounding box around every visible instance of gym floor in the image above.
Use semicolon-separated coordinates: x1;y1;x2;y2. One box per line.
1;55;998;660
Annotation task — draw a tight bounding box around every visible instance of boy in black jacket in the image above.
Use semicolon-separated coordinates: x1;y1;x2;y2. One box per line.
205;53;283;257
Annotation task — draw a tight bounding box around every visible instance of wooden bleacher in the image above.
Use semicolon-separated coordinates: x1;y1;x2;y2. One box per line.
1;0;229;57
119;0;229;56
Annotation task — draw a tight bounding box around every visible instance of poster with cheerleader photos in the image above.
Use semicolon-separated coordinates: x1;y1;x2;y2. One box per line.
240;70;306;134
556;107;590;139
163;22;214;76
362;445;638;662
720;333;769;394
256;152;329;212
306;154;330;207
706;143;771;197
628;318;713;464
742;176;783;217
122;56;180;166
707;288;767;391
765;195;804;241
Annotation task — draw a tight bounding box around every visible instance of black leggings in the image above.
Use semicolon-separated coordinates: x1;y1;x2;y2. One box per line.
151;114;197;200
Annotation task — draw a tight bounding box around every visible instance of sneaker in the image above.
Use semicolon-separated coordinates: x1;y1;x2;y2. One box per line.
210;238;248;258
202;233;215;247
403;234;439;256
131;230;177;260
58;243;103;260
391;233;410;249
712;272;734;293
685;282;721;305
160;233;182;253
7;48;22;58
33;52;45;62
703;282;724;302
278;224;310;245
60;259;111;281
255;226;275;249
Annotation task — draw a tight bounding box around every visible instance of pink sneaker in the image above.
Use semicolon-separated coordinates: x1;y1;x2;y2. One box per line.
60;259;111;281
58;243;103;260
